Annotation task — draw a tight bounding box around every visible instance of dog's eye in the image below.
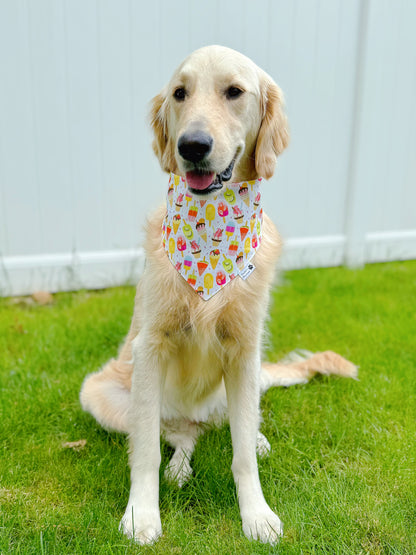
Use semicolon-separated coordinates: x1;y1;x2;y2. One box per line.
226;86;244;99
173;87;186;101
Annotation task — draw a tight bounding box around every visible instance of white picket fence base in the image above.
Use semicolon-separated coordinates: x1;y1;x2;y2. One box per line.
2;230;415;297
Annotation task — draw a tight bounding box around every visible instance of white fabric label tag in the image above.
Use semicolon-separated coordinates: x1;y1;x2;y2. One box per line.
239;263;256;280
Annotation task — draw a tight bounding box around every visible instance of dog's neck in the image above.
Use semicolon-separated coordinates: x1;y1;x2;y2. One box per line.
162;173;263;300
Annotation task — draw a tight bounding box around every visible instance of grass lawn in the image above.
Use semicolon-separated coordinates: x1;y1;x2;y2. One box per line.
1;261;415;554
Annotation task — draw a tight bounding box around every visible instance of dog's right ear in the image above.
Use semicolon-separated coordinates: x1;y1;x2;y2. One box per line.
255;78;289;180
150;92;176;173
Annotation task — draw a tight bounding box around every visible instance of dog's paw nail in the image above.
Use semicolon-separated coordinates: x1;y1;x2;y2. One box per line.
242;510;283;544
119;510;162;545
256;433;271;458
164;458;193;487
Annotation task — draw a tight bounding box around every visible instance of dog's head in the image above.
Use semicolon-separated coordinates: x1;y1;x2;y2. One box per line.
150;45;289;196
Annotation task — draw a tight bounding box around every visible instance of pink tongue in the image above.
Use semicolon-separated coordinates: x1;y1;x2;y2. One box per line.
186;171;215;191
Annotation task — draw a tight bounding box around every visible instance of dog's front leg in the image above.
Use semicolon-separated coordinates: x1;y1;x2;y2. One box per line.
224;349;283;544
119;331;163;544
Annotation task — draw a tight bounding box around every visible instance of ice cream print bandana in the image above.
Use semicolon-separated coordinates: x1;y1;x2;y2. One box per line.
162;173;263;300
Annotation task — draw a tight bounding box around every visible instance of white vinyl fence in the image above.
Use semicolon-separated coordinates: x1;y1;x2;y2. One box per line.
1;0;415;296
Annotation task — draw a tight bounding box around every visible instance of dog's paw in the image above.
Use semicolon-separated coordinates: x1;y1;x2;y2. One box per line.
164;454;193;488
242;506;283;544
119;506;162;545
256;432;271;458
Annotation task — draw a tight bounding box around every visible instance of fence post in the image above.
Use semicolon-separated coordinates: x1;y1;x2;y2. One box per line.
344;0;371;268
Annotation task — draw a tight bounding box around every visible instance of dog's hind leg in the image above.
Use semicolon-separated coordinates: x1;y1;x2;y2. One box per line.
260;350;358;391
256;431;271;457
162;421;202;487
80;359;132;433
80;326;138;433
80;282;144;433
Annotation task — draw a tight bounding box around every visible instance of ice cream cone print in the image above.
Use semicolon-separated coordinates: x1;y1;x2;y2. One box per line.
197;286;204;297
199;230;207;242
173;214;181;234
239;184;249;206
236;252;244;270
196;218;207;241
209;249;220;269
200;200;206;208
168;185;174;207
204;273;213;295
232;206;243;224
191;240;201;259
176;193;184;212
250;214;256;233
206;204;215;227
212;228;223;246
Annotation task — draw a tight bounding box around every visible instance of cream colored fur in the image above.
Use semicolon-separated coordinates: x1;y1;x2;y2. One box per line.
80;45;357;545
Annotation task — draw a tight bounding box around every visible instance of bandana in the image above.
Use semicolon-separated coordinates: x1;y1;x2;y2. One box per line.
162;173;263;300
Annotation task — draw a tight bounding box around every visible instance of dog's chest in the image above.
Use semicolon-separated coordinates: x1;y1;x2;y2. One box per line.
160;329;226;421
159;308;232;400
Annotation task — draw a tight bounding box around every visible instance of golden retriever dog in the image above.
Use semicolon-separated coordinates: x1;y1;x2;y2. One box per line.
80;45;357;545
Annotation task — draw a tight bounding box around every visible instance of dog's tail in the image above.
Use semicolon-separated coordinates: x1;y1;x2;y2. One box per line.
80;357;132;434
80;349;357;433
260;350;358;392
80;324;138;434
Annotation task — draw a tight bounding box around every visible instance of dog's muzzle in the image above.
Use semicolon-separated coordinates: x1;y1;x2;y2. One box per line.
177;131;236;195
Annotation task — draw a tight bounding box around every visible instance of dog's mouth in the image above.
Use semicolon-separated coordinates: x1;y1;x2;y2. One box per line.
186;157;236;196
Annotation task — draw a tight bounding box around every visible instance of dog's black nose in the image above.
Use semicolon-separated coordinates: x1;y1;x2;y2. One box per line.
178;131;213;163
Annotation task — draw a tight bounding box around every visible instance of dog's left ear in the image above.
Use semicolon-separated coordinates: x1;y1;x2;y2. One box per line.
255;78;289;179
150;92;176;173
